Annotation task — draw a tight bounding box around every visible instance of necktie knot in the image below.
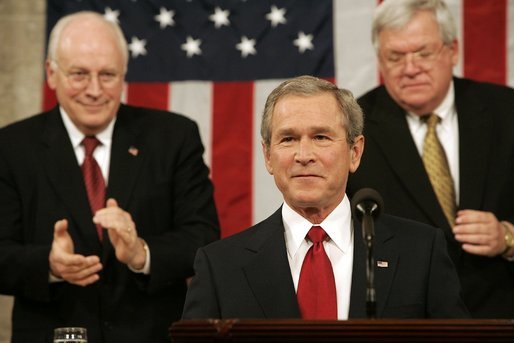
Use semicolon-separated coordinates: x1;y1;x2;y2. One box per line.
82;136;101;157
306;226;328;244
423;113;440;131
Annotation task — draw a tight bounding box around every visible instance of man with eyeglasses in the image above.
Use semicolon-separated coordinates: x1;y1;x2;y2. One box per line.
347;0;514;318
0;11;219;343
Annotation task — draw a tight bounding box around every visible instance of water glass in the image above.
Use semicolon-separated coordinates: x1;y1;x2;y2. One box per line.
53;327;87;343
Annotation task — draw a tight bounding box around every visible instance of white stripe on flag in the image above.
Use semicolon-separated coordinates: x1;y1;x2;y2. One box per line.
253;80;285;224
169;81;213;167
334;0;378;97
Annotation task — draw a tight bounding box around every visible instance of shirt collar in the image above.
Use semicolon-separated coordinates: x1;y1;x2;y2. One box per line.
283;195;353;259
59;106;116;148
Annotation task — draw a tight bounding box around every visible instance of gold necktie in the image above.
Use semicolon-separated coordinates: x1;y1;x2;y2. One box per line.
422;114;456;226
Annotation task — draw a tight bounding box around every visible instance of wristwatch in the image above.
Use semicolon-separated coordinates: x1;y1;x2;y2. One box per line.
501;221;514;261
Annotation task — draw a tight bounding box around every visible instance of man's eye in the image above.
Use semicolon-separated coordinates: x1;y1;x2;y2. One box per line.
280;137;293;143
100;72;117;80
418;50;432;59
314;135;329;140
387;53;402;62
70;71;88;78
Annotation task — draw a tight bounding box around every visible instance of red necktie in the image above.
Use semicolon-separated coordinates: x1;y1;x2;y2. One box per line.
81;136;106;240
297;226;337;319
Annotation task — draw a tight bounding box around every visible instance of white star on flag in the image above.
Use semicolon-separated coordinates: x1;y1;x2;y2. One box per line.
104;7;120;24
128;36;147;58
181;36;202;58
209;7;230;29
154;7;175;29
293;31;314;53
236;36;256;58
265;5;287;27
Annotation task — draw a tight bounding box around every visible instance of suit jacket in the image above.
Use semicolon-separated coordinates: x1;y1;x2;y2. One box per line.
347;77;514;318
0;105;219;343
182;207;468;319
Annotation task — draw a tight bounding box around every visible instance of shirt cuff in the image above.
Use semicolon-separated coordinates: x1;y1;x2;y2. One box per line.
129;239;151;274
48;272;64;283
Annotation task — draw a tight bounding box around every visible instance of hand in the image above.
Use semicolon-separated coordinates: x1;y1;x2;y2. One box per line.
452;210;506;257
49;219;102;286
93;198;146;269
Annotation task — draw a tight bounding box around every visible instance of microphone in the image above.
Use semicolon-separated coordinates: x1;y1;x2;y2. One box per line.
351;188;384;242
351;188;384;319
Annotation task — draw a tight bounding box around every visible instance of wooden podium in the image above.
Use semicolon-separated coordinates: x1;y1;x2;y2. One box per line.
170;319;514;342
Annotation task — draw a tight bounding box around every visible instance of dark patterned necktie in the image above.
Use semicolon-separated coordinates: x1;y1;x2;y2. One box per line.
297;226;337;319
422;113;456;226
81;136;106;240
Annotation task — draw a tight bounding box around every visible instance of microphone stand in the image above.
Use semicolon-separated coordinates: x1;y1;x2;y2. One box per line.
361;213;376;319
352;188;383;320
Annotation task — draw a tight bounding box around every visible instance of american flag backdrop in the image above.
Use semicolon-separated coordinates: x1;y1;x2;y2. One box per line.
43;0;514;238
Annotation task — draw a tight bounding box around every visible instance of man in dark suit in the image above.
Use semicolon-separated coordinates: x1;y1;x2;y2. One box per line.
347;0;514;318
182;75;468;320
0;12;219;343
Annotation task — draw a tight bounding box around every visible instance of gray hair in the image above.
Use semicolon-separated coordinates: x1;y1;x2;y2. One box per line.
261;75;364;148
46;11;129;73
372;0;457;52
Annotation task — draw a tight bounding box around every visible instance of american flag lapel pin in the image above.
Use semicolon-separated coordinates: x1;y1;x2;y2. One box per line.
377;260;389;268
128;146;139;157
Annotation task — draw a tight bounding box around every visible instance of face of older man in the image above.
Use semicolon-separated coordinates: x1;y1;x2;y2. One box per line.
263;93;364;220
378;10;458;115
46;17;125;135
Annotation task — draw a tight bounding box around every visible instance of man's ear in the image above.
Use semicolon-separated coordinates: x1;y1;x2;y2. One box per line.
262;141;273;175
349;135;365;173
45;60;58;90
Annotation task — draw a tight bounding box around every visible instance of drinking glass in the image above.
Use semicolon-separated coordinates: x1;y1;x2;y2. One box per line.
53;327;87;343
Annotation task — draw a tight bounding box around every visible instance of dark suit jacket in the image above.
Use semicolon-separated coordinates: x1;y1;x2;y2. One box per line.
0;105;219;343
182;208;468;319
348;77;514;318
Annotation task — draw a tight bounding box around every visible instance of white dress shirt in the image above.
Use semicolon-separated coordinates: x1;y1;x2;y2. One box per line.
60;108;114;182
283;195;354;319
405;81;460;203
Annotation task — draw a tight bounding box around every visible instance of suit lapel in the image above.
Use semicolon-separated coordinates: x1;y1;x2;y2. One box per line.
349;220;398;318
102;105;146;258
349;221;366;318
366;89;451;233
373;221;399;318
454;78;492;210
40;108;101;251
106;105;145;208
242;210;301;318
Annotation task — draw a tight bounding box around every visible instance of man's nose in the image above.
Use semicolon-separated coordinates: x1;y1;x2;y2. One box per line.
84;74;103;96
295;139;315;164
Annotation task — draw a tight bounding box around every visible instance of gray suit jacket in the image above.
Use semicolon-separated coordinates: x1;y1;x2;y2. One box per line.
182;208;469;319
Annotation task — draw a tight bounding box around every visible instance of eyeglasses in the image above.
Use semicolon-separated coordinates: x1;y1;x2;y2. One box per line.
51;60;122;90
381;44;448;72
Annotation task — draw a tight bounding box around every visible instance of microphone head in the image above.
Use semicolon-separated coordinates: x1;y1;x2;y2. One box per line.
351;188;384;222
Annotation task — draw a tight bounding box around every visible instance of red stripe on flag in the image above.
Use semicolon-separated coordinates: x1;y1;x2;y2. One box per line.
126;82;170;110
212;82;253;237
43;83;57;111
463;0;507;85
